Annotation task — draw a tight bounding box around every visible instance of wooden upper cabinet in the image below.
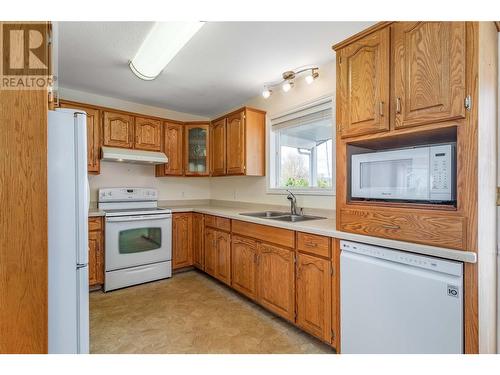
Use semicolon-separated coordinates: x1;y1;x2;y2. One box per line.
172;213;192;270
231;235;258;300
257;243;295;322
226;111;246;175
215;231;231;285
185;123;210;176
60;102;100;173
211;118;227;176
163;122;184;176
337;27;390;138
296;253;331;342
393;22;466;129
102;110;134;148
134;116;162;151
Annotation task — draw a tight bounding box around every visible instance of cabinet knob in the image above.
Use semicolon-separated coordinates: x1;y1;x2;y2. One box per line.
396;97;401;114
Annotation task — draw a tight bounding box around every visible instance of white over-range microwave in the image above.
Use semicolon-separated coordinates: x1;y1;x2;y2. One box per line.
351;143;456;203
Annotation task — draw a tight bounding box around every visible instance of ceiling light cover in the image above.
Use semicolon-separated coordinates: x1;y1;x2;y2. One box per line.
282;81;293;92
129;21;205;80
262;88;272;99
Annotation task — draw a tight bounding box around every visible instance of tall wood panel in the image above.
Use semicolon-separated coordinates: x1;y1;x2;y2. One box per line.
0;88;48;353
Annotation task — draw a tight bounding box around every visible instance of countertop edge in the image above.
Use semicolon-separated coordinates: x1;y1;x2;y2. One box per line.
91;205;476;264
165;206;477;264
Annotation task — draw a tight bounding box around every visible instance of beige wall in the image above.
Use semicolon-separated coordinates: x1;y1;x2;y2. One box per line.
63;57;337;210
60;87;211;202
88;162;210;202
210;59;337;210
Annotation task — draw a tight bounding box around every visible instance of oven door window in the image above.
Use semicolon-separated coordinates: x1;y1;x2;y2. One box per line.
118;227;162;254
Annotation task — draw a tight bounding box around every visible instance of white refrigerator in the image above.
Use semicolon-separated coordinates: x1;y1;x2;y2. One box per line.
48;108;90;354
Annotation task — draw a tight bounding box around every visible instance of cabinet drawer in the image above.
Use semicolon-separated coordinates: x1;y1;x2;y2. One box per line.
204;215;231;232
297;232;331;258
339;208;466;250
88;217;102;232
232;220;295;248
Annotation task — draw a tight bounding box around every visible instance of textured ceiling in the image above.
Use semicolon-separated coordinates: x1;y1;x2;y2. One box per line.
58;21;374;117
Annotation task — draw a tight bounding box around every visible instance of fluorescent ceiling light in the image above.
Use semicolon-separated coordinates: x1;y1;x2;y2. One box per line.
129;21;205;80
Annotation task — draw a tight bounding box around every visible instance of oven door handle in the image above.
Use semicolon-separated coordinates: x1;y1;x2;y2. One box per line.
106;214;172;223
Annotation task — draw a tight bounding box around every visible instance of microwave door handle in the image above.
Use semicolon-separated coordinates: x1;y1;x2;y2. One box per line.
106;214;171;223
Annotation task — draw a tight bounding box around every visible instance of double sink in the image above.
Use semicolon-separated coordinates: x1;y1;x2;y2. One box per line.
240;211;326;222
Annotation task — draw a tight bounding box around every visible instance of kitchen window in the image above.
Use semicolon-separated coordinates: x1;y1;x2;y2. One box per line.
269;97;335;195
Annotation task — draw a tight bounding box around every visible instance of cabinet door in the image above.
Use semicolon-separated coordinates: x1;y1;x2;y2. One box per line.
231;235;258;300
134;116;162;151
393;22;466;129
226;111;246;175
204;227;217;277
60;102;100;173
102;110;134;148
163;122;184;175
215;231;231;285
88;230;100;286
296;253;331;342
172;213;192;270
211;118;226;176
192;213;204;270
257;243;295;322
185;123;210;176
337;27;390;138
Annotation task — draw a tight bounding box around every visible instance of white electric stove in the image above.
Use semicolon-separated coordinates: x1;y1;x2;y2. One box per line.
98;187;172;292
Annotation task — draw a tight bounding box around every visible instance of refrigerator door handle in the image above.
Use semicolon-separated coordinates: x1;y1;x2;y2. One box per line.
75;112;89;266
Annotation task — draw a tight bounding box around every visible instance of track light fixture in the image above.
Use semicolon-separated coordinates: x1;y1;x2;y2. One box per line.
261;67;319;99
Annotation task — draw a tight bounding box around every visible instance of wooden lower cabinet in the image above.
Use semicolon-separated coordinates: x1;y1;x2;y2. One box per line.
204;227;217;276
192;213;204;270
257;242;295;322
231;235;258;300
88;218;104;287
296;253;332;342
204;226;231;285
215;231;231;285
172;213;193;270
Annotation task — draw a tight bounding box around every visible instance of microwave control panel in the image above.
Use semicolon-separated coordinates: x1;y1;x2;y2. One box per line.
429;144;455;201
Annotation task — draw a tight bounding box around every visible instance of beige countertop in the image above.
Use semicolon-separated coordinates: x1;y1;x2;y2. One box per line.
87;201;476;263
159;204;477;264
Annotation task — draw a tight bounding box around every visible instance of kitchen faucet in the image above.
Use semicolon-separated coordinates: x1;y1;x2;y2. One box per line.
286;190;301;216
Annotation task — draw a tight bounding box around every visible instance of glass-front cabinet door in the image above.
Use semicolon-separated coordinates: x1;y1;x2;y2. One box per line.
184;123;210;176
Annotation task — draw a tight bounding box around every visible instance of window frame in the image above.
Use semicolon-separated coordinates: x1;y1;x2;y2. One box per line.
267;96;335;196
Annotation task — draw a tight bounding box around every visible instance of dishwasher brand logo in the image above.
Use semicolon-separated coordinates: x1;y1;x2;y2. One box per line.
1;22;53;90
447;285;459;298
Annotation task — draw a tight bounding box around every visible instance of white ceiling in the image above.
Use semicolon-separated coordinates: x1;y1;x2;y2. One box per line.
58;21;374;117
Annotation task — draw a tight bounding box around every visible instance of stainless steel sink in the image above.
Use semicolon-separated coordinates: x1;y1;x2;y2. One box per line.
239;211;326;222
270;214;326;222
240;211;289;218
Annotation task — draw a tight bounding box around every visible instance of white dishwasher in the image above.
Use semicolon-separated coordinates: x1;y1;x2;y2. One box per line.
340;240;463;354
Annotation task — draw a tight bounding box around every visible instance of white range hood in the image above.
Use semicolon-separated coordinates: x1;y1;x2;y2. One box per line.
101;146;168;165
